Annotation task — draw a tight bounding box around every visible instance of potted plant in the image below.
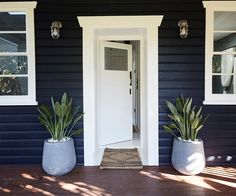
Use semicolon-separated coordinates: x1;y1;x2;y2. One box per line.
163;95;208;175
38;93;83;176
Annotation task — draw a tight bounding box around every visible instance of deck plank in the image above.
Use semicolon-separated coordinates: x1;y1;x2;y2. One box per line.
0;165;235;195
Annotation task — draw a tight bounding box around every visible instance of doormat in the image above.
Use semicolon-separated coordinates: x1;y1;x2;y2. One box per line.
100;148;143;169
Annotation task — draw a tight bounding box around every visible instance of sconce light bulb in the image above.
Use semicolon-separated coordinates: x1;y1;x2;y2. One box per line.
178;20;188;39
51;21;62;39
51;28;59;39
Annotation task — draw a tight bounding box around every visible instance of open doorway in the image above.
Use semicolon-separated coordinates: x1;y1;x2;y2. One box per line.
78;15;163;166
99;40;141;149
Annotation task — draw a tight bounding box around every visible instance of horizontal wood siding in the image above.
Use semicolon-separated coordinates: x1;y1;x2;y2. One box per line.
0;0;235;166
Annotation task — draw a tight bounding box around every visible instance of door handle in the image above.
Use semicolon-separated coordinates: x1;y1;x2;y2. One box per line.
130;71;132;86
136;78;139;90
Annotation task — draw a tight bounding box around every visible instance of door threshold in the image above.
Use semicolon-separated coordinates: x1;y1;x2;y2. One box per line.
101;139;141;149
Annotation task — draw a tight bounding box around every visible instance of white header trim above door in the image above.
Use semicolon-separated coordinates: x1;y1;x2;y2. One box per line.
78;15;163;166
79;15;163;28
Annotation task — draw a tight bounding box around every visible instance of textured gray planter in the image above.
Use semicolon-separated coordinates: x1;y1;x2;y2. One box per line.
42;138;76;176
171;137;205;175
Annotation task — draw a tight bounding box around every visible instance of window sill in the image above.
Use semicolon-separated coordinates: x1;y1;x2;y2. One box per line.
203;100;236;105
0;101;38;106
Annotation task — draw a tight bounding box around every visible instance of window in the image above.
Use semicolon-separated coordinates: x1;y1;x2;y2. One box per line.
203;1;236;104
105;47;128;71
0;2;37;105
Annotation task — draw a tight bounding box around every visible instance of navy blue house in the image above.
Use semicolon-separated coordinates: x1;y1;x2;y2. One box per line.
0;0;235;166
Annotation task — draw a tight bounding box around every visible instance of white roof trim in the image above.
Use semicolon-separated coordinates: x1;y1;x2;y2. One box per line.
203;1;236;9
0;2;37;10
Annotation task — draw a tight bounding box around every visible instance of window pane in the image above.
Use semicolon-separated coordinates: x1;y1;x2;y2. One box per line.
0;12;25;31
212;54;235;74
0;34;26;52
0;77;27;95
214;12;236;31
105;47;128;71
0;56;28;75
212;75;234;94
214;33;236;51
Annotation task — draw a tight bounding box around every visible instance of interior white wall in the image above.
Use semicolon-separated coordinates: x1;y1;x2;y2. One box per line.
130;41;141;131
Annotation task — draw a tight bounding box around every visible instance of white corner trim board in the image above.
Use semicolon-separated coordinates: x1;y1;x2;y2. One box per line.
78;15;163;166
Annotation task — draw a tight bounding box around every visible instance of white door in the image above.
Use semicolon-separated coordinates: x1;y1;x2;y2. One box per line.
99;41;133;145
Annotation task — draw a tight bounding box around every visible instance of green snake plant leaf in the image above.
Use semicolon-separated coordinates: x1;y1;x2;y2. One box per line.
61;103;69;117
61;92;67;105
163;125;173;133
70;128;83;137
176;96;183;113
194;124;204;138
163;95;208;141
38;105;53;118
38;116;52;130
37;108;53;129
68;113;84;134
169;123;183;136
196;107;202;118
186;98;192;114
182;98;188;113
166;101;179;116
73;106;80;116
51;97;56;112
37;107;48;121
191;118;200;130
169;114;180;123
190;110;195;123
195;124;204;133
202;114;209;124
38;93;84;141
55;102;62;117
163;125;178;137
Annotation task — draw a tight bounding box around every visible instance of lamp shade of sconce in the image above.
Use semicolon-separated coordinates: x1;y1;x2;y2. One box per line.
51;21;62;39
178;20;188;38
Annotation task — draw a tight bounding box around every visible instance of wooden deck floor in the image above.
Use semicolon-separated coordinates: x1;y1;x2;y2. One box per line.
0;165;236;196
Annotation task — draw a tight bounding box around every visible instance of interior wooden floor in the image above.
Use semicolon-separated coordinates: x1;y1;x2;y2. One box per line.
0;165;235;196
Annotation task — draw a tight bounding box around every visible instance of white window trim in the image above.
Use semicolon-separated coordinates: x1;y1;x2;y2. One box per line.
0;2;37;106
78;15;163;166
203;1;236;105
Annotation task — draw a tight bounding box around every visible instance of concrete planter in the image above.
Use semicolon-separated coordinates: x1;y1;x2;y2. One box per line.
171;137;205;175
42;138;76;176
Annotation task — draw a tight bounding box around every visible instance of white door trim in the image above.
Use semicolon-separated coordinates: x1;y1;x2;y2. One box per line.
78;16;163;166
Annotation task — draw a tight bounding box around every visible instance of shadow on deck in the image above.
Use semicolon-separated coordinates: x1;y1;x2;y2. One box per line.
0;165;236;195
